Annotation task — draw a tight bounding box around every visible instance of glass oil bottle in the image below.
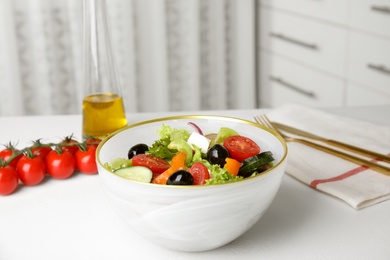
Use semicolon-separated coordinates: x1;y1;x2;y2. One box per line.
82;0;127;140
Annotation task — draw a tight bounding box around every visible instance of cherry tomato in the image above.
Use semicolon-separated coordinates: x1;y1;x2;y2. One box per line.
223;135;260;162
0;165;18;195
16;155;46;186
61;135;79;155
31;139;52;159
46;150;76;179
85;138;102;148
32;146;52;160
75;145;97;174
188;162;210;185
132;154;170;174
0;147;23;168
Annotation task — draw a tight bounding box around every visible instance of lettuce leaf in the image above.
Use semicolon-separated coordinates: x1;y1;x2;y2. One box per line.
148;124;191;161
148;137;177;160
205;165;243;185
157;124;190;141
191;146;209;166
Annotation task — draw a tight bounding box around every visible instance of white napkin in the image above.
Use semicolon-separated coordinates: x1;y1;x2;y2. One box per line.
266;104;390;209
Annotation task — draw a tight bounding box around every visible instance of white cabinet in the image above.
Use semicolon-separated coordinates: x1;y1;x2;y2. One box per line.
259;0;390;108
260;0;348;25
260;8;347;77
347;31;390;96
260;51;344;107
348;0;390;38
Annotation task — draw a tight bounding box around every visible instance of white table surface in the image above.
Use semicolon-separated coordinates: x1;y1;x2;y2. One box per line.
1;106;390;260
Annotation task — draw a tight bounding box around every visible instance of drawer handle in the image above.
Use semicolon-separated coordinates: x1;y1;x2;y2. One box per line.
371;5;390;14
368;63;390;75
270;32;318;50
270;76;316;98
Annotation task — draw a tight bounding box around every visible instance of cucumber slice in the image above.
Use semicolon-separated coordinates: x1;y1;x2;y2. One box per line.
104;157;132;172
114;166;153;183
238;151;274;177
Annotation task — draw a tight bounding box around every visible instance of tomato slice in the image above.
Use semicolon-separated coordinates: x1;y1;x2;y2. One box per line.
223;135;260;162
132;154;170;174
188;162;210;185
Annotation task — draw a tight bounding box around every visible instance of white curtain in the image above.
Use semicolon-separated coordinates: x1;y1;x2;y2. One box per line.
0;0;256;116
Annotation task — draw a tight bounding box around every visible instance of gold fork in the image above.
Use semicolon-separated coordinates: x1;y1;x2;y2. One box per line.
272;121;390;163
254;115;390;176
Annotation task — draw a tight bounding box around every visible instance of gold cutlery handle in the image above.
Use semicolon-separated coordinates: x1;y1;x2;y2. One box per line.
325;140;390;164
293;139;390;176
272;122;390;164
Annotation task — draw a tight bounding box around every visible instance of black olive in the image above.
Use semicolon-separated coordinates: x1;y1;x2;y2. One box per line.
167;170;194;185
128;143;149;159
207;144;230;167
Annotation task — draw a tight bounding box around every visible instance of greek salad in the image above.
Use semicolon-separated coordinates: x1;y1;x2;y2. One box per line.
104;123;274;185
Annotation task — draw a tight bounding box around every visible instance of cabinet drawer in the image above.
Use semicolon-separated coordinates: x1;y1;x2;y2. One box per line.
260;7;347;77
259;51;345;108
347;31;390;96
347;82;390;106
260;0;348;25
348;0;390;38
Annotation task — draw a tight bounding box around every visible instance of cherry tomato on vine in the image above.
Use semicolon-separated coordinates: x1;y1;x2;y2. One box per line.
16;154;46;186
0;145;23;168
75;145;98;174
31;139;52;159
85;138;102;148
223;135;260;162
32;146;52;160
46;150;76;179
0;165;18;195
61;135;79;155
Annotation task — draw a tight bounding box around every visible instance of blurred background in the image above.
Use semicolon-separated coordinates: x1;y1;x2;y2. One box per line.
0;0;389;116
0;0;255;116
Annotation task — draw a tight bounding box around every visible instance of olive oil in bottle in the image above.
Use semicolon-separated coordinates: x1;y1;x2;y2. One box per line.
82;0;127;140
82;93;127;140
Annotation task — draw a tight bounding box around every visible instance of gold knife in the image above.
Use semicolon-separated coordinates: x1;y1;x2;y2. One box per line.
272;122;390;164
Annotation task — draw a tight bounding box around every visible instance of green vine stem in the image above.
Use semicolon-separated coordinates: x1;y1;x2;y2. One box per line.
1;136;101;166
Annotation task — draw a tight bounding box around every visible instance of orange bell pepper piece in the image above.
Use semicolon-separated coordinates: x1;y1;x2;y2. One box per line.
152;151;187;185
223;157;241;176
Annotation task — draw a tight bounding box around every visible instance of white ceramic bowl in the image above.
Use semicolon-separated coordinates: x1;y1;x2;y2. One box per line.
96;115;288;252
